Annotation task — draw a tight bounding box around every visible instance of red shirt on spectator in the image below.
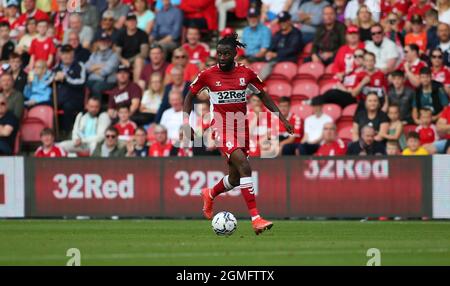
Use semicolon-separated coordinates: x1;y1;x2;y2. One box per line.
342;69;365;89
16;9;49;28
114;121;137;141
440;106;450;139
29;37;57;62
407;3;434;21
279;112;303;143
415;124;439;145
34;145;66;157
315;139;347;156
398;59;428;87
182;42;210;66
381;0;409;18
432;66;450;86
108;82;143;110
357;69;387;101
332;43;365;75
149;141;173;157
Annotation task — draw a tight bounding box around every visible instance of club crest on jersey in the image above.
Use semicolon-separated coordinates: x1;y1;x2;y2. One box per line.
239;78;246;86
216;81;222;87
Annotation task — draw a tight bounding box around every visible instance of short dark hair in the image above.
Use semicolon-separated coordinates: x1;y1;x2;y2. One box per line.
279;96;291;104
40;128;55;137
419;66;432;75
87;96;101;103
408;44;420;55
370;23;383;32
388;103;399;111
425;8;438;20
9;52;21;60
390;70;405;78
117;105;130;111
419;107;433;116
364;51;376;59
407;131;420;140
0;22;10;29
105;126;119;135
135;126;147;134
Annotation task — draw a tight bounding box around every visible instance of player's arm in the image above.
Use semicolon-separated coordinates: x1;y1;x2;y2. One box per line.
257;90;294;134
181;90;196;141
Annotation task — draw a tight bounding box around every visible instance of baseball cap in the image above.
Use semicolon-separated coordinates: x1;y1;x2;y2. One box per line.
248;7;260;18
60;44;74;53
117;64;130;73
6;0;19;7
411;14;423;24
347;25;359;34
126;12;137;21
277;11;291;22
220;27;235;38
102;10;115;19
99;32;112;42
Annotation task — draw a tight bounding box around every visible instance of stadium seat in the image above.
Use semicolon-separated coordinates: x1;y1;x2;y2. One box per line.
338;125;353;141
250;62;266;75
292;80;319;100
271;62;298;81
266;80;292;98
27;105;54;129
323;104;342;122
403;124;418;136
20;118;46;143
325;63;335;74
336;119;353;131
319;82;337;94
318;74;338;87
13;130;21;155
297;62;325;80
302;42;313;57
291;103;313;120
342;104;358;119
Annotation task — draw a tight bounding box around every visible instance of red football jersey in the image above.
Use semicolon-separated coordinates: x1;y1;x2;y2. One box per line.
357;70;387;101
114;121;137;141
149;142;173;157
34;145;66;158
16;9;49;28
29;37;57;62
398;59;428;87
342;69;365;89
315;139;347;156
416;125;438;145
182;42;210;66
381;0;409;18
432;66;450;86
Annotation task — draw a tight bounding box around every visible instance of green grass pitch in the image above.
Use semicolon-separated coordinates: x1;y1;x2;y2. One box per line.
0;220;449;266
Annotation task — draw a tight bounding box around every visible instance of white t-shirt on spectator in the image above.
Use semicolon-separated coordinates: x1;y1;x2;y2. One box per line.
344;0;381;23
262;0;289;15
365;38;399;71
160;108;184;142
439;9;450;25
304;113;333;144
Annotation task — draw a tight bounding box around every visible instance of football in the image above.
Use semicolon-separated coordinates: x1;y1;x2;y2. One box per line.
212;211;237;236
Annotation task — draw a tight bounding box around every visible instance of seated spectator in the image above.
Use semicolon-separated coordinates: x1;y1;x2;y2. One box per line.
344;0;381;25
412;67;449;124
405;15;427;53
66;31;91;64
347;125;387;155
1;0;21;39
34;128;66;157
261;0;292;23
434;23;450;66
106;0;130;30
333;0;348;23
149;124;178;157
406;0;433;29
125;126;149;157
216;0;249;32
311;6;346;66
384;12;405;53
332;25;365;79
430;48;450;95
114;105;137;143
277;96;303;155
54;45;87;134
387;70;415;124
0;22;15;63
92;126;126;157
0;93;18;155
355;5;375;42
438;0;450;25
93;10;120;45
150;0;183;53
137;44;169;90
365;23;399;74
23;60;52;108
79;0;99;31
182;26;210;70
297;0;328;43
108;65;142;120
416;108;439;146
86;34;120;99
16;0;48;30
260;11;303;80
315;122;348;156
160;90;184;142
241;7;272;62
0;73;23;120
180;0;218;31
300;97;333;155
425;9;439;53
382;104;406;150
28;19;56;70
59;97;111;155
133;0;155;35
164;47;199;84
386;140;401;155
52;0;70;42
137;72;164;125
352;92;389;142
62;13;93;50
402;131;429;155
16;18;37;62
399;44;428;88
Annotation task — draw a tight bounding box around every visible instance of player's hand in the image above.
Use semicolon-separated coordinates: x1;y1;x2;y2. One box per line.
180;123;195;141
283;120;294;135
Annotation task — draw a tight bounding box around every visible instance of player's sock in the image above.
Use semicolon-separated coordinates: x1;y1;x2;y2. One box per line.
240;177;259;218
210;175;234;199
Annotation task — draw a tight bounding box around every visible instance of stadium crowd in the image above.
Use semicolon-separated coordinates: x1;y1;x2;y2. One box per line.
0;0;450;158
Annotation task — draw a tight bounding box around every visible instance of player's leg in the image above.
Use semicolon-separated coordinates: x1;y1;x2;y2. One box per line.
228;149;273;235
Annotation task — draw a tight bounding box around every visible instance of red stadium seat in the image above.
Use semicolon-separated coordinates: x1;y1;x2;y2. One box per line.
342;104;358;118
297;62;325;80
325;63;335;74
319;82;337;94
302;42;313;57
336;119;353;131
338;125;353;141
14;130;21;155
291;103;313;120
27;105;54;129
20;118;46;143
323;104;342;122
403;124;418;136
266;80;292;98
272;62;298;81
318;74;338;87
250;62;266;75
292;80;319;100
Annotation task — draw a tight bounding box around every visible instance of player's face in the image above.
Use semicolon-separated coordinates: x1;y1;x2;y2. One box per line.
217;44;236;71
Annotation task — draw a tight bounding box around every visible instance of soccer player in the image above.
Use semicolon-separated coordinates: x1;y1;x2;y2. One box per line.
182;33;294;235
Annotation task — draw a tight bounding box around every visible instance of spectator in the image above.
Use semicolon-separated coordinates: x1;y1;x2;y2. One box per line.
160;89;184;142
182;26;210;69
241;7;272;62
311;6;346;66
261;11;303;80
405;15;427;53
79;0;99;31
345;0;380;25
23;60;53;108
332;25;365;77
315;122;348;156
28;19;56;70
0;22;15;63
399;44;428;88
54;44;87;134
126;126;149;157
34;128;66;157
106;0;130;30
300;97;333;155
278;96;303;155
93;10;120;45
63;13;94;50
165;47;199;84
155;65;190;123
355;4;375;42
425;9;439;53
384;12;405;52
435;23;450;66
138;72;164;125
0;94;18;155
386;140;401;155
115;12;149;77
387;70;415;124
1;0;21;39
180;0;218;31
402;131;429;155
16;18;37;61
114;105;137;143
92;126;126;157
260;0;292;23
406;0;433;25
59;97;111;155
352;92;389;142
134;0;155;34
108;65;142;120
16;0;48;30
52;0;69;43
382;104;407;150
137;44;169;90
347;125;387;155
150;0;183;53
148;124;177;157
86;34;120;99
0;72;23;120
416;108;439;146
430;47;450;95
334;0;348;23
297;0;328;43
365;23;399;73
412;67;449;124
66;32;91;64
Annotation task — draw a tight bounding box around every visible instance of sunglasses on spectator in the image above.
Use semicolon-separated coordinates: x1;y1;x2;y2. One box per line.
174;55;187;59
431;54;443;59
105;134;117;139
354;53;364;58
371;31;383;36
